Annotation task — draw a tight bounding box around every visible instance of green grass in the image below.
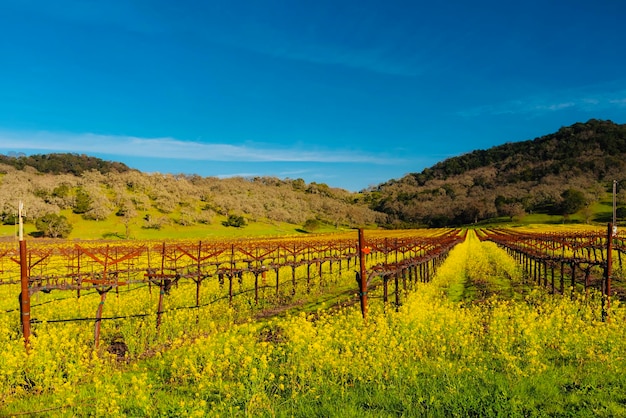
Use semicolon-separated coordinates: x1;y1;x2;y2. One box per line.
474;200;618;229
1;190;621;242
0;211;353;241
472;192;622;229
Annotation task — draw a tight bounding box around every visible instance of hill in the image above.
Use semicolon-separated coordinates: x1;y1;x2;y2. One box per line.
368;119;626;226
2;119;625;238
0;154;384;239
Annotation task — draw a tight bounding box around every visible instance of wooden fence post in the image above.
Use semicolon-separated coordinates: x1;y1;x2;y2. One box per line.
19;239;31;349
394;271;400;312
94;289;110;348
603;223;613;322
357;228;368;320
18;201;31;350
228;274;234;305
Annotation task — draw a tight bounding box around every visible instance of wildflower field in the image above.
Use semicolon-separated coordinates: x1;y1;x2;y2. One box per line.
1;229;626;417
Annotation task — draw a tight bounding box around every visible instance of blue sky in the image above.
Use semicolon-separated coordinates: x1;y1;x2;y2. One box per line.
1;0;625;191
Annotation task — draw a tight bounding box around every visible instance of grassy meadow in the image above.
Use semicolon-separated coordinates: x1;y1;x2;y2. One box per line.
0;210;348;242
1;229;625;416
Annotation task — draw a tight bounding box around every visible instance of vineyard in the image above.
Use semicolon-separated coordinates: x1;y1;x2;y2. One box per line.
480;225;626;313
2;226;626;416
2;229;462;348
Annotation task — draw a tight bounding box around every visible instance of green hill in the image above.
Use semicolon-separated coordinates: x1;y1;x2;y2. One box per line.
0;154;383;240
2;119;625;238
368;119;626;227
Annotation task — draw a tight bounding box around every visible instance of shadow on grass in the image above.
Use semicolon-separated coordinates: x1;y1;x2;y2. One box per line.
102;232;126;239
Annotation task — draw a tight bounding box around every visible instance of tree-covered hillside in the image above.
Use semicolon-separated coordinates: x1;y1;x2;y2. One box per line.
368;119;626;226
3;119;626;235
0;154;384;238
0;153;132;176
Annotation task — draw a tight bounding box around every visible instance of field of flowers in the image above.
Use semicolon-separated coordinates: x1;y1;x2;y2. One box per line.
2;230;626;416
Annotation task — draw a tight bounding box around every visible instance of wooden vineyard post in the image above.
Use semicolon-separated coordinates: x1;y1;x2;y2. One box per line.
76;248;81;299
158;243;166;329
522;253;530;284
157;282;165;329
394;271;400;312
275;248;281;296
93;245;111;348
357;228;368;320
195;277;201;309
228;273;234;305
318;260;323;288
383;275;389;306
288;244;296;295
195;241;202;308
261;269;267;299
402;269;407;292
306;249;312;293
570;263;576;299
18;202;31;350
584;267;591;297
94;289;111;348
603;222;613;322
229;244;236;305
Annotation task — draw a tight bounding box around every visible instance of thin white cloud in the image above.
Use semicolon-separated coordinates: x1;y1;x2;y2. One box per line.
458;84;626;118
536;102;576;111
204;12;423;78
257;40;421;78
11;1;423;78
0;130;401;164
